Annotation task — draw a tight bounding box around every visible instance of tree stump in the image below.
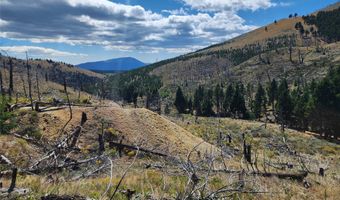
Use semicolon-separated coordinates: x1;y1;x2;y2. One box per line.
319;168;325;177
8;168;17;193
80;112;87;126
34;102;40;112
227;134;232;143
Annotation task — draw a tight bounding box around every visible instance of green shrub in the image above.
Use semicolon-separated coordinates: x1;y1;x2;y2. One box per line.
0;96;16;134
17;110;41;139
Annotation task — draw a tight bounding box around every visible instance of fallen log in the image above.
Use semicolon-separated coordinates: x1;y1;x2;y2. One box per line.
28;155;103;174
13;133;46;148
69;126;82;148
258;171;308;181
109;141;168;157
209;169;308;181
0;155;12;166
41;194;86;200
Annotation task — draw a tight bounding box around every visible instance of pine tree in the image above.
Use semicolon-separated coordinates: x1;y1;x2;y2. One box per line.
202;89;214;116
223;84;234;116
268;79;278;111
276;79;293;131
291;86;310;130
0;96;16;135
254;83;267;119
214;84;223;116
231;83;247;119
187;98;193;114
174;86;187;114
194;86;204;116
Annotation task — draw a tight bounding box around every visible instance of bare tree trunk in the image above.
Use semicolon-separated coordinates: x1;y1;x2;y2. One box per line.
279;105;286;133
7;168;17;193
35;70;41;101
26;52;33;110
80;112;87;126
98;133;105;154
69;127;81;148
34;102;40;112
68;113;87;148
8;59;13;99
319;168;324;177
58;77;72;135
146;94;150;109
0;62;3;96
289;37;293;63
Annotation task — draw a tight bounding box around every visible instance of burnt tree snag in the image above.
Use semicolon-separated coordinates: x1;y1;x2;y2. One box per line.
319;168;325;177
98;133;105;154
243;134;252;163
227;134;232;143
8;59;13;99
0;62;3;96
26;52;33;110
7;168;17;193
34;102;40;112
0;155;17;193
35;69;41;101
69;112;87;148
289;38;293;63
69;126;82;148
80;112;87;126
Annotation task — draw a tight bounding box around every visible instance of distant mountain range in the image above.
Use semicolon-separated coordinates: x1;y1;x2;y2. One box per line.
78;57;146;72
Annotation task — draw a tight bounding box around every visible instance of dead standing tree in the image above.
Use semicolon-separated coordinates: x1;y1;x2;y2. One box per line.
35;64;41;101
57;77;73;136
8;59;13;99
0;155;29;197
0;61;3;96
25;52;33;110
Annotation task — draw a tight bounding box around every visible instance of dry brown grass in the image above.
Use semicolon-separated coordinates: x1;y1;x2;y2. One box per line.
32;104;218;158
1;107;339;199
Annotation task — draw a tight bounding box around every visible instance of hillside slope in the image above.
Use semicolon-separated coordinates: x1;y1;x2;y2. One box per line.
0;56;104;101
32;104;217;157
121;4;340;96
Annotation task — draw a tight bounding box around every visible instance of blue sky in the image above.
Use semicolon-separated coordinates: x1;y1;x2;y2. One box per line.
0;0;338;65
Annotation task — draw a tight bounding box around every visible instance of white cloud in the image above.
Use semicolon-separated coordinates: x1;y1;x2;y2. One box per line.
0;46;87;57
162;8;189;15
0;0;265;55
66;0;162;20
182;0;275;12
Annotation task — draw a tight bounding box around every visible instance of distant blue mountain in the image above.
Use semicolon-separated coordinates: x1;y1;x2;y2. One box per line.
77;57;146;72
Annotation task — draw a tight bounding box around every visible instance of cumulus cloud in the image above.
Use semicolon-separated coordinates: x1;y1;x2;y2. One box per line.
0;46;87;57
0;0;266;55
